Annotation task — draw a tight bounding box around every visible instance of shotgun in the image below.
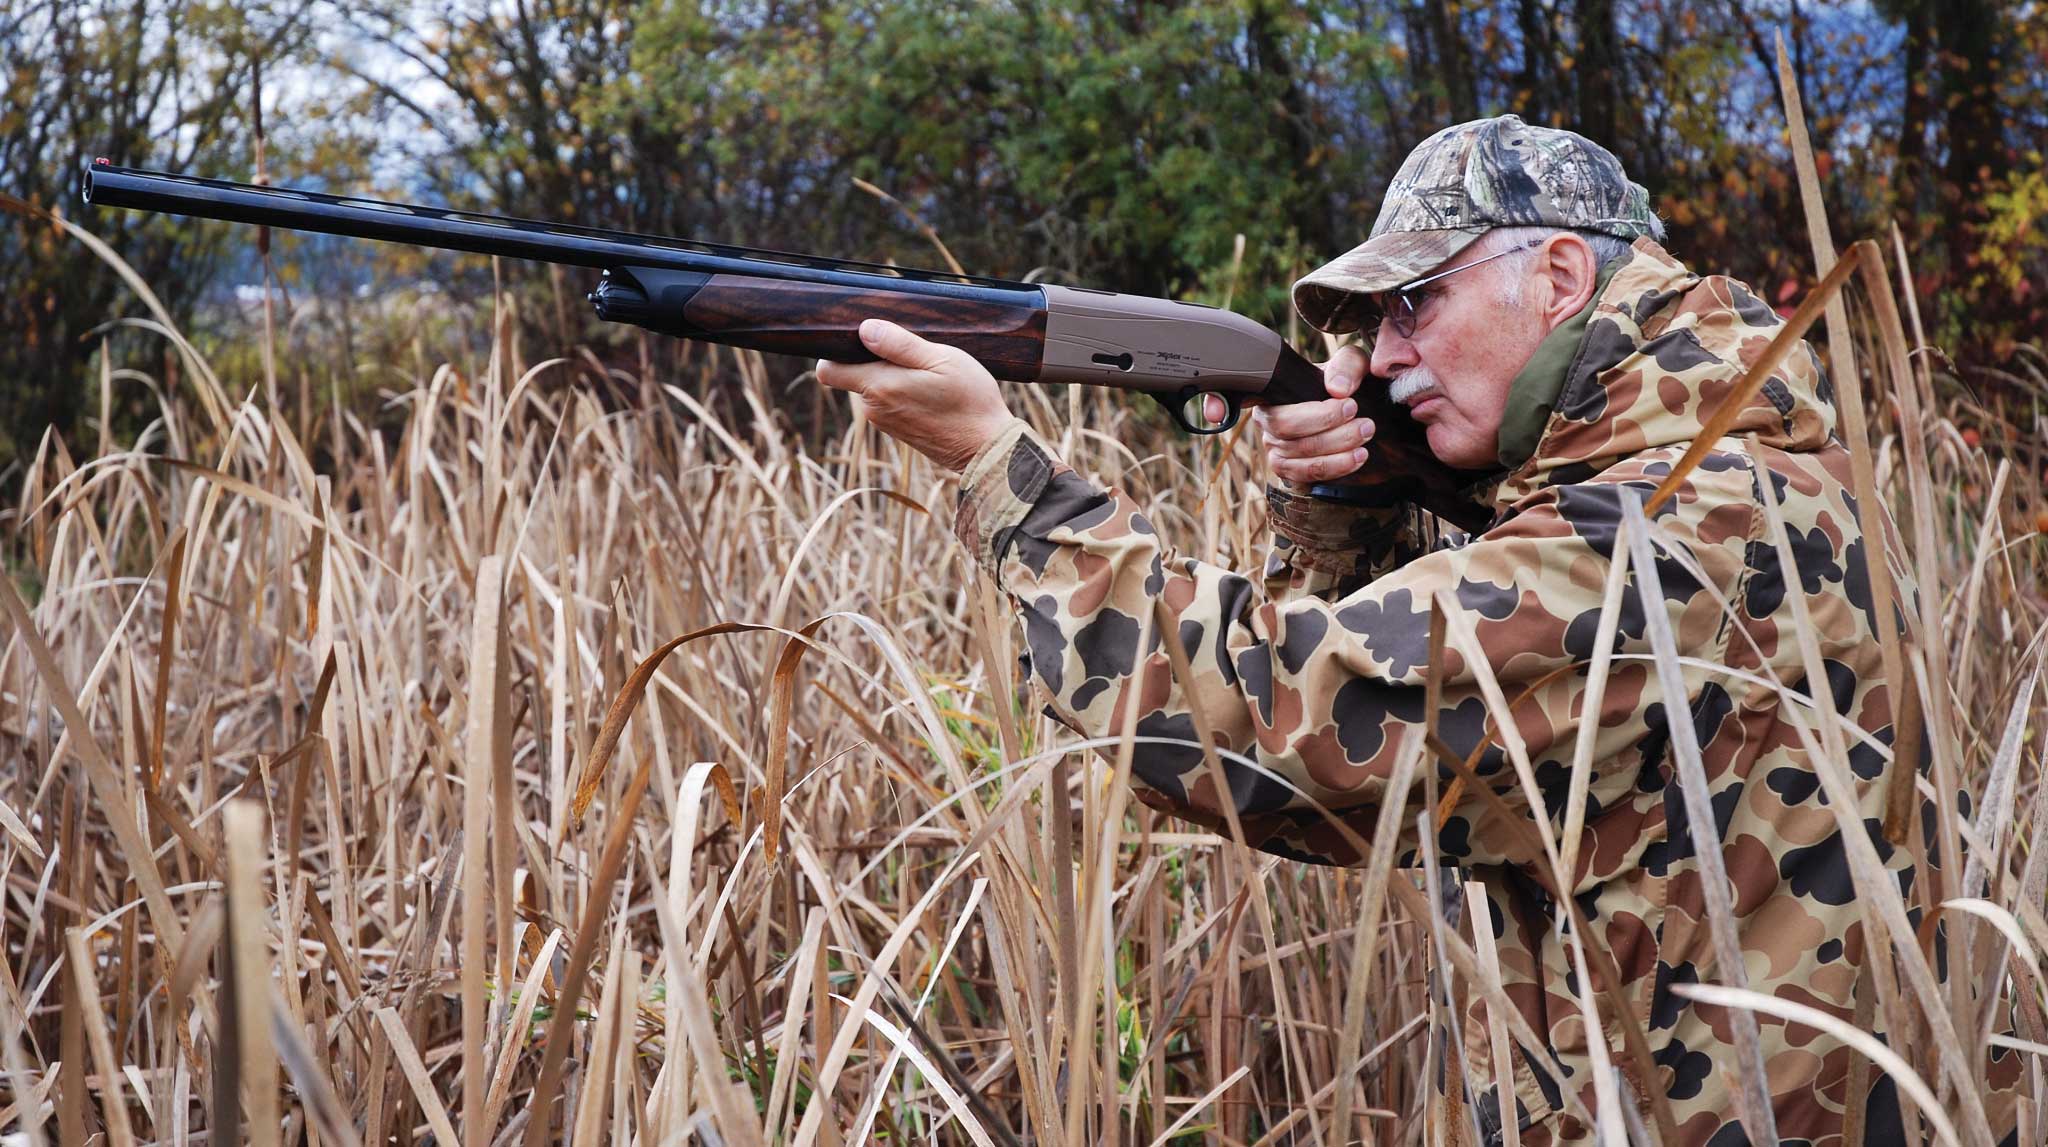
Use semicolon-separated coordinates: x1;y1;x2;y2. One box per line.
82;160;1481;518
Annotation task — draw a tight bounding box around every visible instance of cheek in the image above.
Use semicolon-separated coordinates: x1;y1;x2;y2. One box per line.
1420;341;1491;417
1465;365;1519;423
1434;312;1526;417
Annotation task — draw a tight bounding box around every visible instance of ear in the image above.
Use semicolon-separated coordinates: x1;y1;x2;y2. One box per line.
1537;233;1601;330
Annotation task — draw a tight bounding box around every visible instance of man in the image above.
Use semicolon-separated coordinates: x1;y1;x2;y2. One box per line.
817;116;2019;1144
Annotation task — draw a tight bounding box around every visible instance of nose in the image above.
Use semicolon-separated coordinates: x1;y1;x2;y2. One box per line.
1368;320;1418;379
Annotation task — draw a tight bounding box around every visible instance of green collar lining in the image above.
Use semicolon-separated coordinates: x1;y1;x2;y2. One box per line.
1494;259;1622;472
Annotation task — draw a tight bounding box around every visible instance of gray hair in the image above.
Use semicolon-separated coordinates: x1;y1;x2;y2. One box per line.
1478;222;1663;305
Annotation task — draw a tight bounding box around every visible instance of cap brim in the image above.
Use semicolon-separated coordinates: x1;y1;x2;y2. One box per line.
1292;228;1486;334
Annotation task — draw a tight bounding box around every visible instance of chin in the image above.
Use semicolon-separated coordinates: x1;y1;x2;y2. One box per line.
1424;425;1492;470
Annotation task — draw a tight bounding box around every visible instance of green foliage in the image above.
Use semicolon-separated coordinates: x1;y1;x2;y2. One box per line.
355;0;1399;331
1978;166;2048;295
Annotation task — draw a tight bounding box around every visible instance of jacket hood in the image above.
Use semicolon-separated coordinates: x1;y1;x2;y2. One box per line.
1490;238;1837;510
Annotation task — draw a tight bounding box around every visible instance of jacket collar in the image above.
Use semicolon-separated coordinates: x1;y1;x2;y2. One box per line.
1484;238;1837;513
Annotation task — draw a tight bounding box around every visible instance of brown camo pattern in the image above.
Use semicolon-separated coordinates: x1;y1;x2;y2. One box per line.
954;240;2023;1145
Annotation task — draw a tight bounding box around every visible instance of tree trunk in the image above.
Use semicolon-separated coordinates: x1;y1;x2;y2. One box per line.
1514;0;1555;122
1935;0;2005;273
1425;0;1479;123
1575;0;1621;145
1893;0;1933;241
1247;2;1335;255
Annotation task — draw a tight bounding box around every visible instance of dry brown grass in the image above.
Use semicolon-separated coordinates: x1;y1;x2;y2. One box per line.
0;283;1448;1144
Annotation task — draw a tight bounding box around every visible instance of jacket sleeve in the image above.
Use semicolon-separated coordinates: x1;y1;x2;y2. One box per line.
955;420;1733;872
1261;483;1433;604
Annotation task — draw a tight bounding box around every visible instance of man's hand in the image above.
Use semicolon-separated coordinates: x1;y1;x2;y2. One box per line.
816;320;1017;472
1252;344;1377;485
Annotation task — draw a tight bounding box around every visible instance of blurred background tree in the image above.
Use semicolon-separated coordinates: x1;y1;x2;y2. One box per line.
0;0;338;468
5;0;2044;471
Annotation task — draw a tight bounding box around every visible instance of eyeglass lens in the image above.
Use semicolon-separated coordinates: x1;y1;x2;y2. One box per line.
1365;290;1418;338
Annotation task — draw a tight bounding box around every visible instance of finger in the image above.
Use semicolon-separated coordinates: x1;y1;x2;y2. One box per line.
1268;450;1368;484
857;318;956;371
1200;392;1229;426
1322;345;1369;399
1268;447;1370;484
1268;417;1375;460
815;358;869;394
1261;396;1357;442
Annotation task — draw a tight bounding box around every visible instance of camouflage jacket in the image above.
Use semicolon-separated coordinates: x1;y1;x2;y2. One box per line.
954;240;2021;1144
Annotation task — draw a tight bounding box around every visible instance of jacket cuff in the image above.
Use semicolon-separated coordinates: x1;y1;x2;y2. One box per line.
952;418;1056;578
1265;483;1413;576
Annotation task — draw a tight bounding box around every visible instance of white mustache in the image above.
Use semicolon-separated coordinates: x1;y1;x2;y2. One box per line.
1387;369;1442;406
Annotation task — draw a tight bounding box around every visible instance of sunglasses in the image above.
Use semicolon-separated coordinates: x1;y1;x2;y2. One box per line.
1339;237;1544;338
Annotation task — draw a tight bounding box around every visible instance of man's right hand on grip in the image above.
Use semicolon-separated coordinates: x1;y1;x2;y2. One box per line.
1254;345;1491;531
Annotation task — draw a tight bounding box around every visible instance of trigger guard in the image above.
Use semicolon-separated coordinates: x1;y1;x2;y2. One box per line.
1159;387;1240;435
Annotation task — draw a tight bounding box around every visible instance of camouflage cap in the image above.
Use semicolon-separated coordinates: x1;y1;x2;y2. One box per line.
1294;114;1658;333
